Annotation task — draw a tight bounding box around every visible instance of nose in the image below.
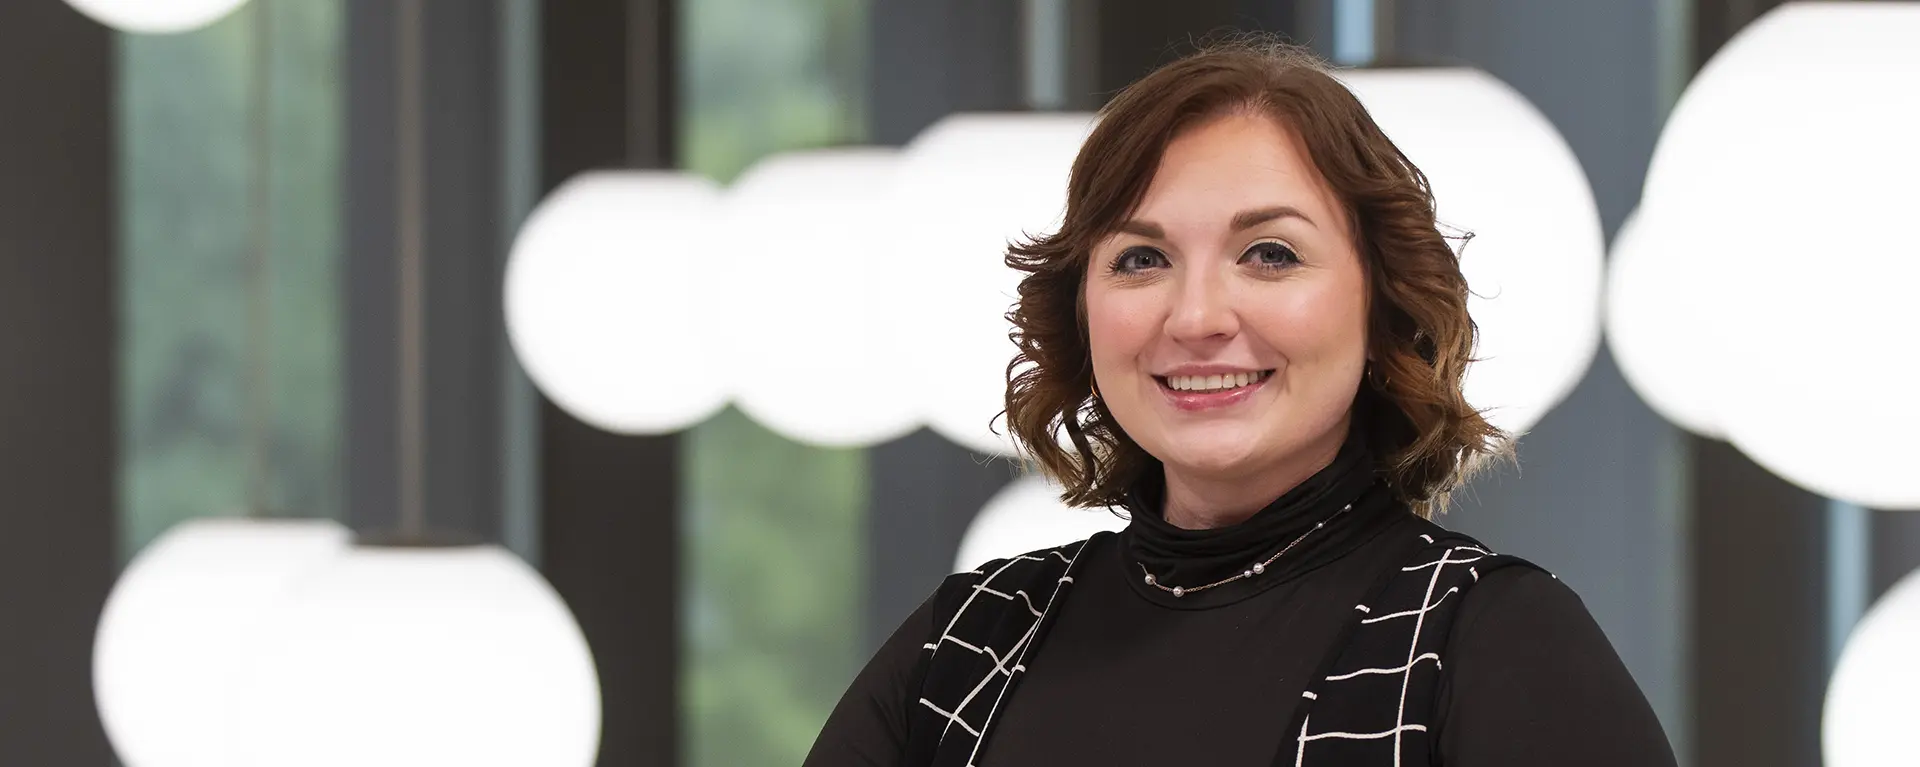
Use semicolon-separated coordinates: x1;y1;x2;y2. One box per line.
1163;266;1238;344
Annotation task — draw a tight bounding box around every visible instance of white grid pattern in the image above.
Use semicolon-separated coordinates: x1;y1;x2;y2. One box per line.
1290;534;1532;765
909;539;1094;766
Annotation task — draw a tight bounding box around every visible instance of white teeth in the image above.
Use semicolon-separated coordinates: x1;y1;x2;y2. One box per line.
1166;371;1267;392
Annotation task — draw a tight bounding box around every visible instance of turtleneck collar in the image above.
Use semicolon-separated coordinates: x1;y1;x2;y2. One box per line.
1116;423;1403;609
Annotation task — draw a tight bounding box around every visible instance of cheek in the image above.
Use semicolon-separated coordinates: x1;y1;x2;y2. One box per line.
1249;279;1369;364
1083;286;1157;370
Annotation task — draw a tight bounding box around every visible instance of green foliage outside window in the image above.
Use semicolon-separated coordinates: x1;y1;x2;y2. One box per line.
118;1;344;562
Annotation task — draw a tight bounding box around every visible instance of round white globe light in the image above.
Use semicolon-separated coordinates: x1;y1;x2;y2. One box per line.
234;544;601;767
899;113;1099;457
1602;207;1734;439
1824;564;1920;767
722;148;922;448
505;171;729;435
1635;2;1920;509
1339;68;1605;437
65;0;250;34
93;517;349;767
954;473;1130;574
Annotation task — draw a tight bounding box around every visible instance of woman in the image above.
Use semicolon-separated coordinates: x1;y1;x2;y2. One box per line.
805;39;1677;766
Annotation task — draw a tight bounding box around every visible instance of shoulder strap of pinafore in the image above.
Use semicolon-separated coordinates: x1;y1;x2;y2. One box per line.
1277;528;1551;767
903;532;1105;767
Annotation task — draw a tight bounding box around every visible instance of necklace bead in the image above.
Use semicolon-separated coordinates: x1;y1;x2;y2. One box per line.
1135;501;1352;599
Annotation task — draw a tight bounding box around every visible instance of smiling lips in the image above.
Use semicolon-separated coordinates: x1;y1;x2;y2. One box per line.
1153;369;1274;412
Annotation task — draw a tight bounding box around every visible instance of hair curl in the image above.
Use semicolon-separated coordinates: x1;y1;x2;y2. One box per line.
1001;36;1509;518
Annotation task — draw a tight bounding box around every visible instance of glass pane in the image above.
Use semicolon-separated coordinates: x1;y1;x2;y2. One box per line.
117;0;345;561
678;0;870;765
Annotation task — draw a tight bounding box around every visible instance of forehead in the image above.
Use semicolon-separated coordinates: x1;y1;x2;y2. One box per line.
1132;112;1343;228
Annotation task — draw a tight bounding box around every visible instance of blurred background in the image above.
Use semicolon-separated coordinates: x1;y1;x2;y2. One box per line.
3;0;1917;766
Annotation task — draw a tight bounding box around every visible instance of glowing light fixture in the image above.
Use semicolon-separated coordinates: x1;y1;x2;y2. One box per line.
723;148;922;447
93;518;349;767
64;0;250;34
899;112;1098;457
1825;565;1920;767
1623;1;1920;509
505;170;728;434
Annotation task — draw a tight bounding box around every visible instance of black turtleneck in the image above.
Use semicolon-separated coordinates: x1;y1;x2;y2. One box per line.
805;440;1679;766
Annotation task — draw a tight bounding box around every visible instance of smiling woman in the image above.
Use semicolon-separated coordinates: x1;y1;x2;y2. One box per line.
804;37;1678;767
1008;48;1501;524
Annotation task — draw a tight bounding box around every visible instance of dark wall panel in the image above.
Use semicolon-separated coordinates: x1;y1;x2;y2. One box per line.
537;1;680;765
0;2;119;764
344;0;510;539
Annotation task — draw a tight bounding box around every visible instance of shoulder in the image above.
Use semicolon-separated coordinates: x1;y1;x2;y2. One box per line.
1423;537;1679;764
1408;520;1619;677
931;533;1114;622
947;533;1110;590
1390;517;1582;643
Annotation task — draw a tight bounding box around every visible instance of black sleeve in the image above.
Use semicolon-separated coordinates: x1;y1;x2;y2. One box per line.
802;578;951;767
1435;567;1679;767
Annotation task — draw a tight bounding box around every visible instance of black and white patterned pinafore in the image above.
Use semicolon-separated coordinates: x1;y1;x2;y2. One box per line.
900;528;1547;767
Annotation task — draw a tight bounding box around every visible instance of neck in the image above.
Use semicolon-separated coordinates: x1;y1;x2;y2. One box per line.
1159;421;1350;530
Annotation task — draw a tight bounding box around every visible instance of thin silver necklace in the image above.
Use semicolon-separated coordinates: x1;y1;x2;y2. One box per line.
1137;502;1352;598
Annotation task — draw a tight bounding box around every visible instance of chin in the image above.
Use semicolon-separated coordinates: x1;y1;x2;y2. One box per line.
1154;427;1274;478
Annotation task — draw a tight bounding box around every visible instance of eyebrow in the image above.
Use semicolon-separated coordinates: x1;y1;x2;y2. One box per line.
1116;205;1317;240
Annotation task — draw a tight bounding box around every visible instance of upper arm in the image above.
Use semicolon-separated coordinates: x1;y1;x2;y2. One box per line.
802;573;972;767
1434;567;1679;767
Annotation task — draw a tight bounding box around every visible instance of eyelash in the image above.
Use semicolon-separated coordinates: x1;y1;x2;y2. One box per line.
1105;241;1302;275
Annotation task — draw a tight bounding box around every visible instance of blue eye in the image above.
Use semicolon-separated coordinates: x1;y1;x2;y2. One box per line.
1108;246;1169;274
1242;241;1300;270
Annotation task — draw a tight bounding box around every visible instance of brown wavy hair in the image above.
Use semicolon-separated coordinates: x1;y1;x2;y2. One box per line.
1001;37;1508;519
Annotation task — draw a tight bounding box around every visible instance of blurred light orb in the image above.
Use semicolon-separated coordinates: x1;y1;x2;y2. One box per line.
93;517;349;767
1825;565;1920;766
954;474;1130;574
1340;68;1604;437
723;148;922;447
65;0;250;34
505;171;728;434
1631;1;1920;509
235;544;601;767
900;113;1098;457
1602;207;1731;439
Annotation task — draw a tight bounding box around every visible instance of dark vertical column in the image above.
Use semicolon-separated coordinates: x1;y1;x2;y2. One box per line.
344;0;400;531
1077;0;1296;105
862;0;1027;653
0;2;118;764
537;1;679;765
1690;441;1828;767
421;2;508;538
1684;4;1820;766
344;0;512;539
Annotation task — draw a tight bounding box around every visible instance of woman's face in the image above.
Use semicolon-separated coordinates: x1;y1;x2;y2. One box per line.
1084;112;1369;487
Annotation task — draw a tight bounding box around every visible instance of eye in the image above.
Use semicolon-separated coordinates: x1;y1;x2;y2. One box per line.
1108;245;1169;275
1240;240;1301;270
